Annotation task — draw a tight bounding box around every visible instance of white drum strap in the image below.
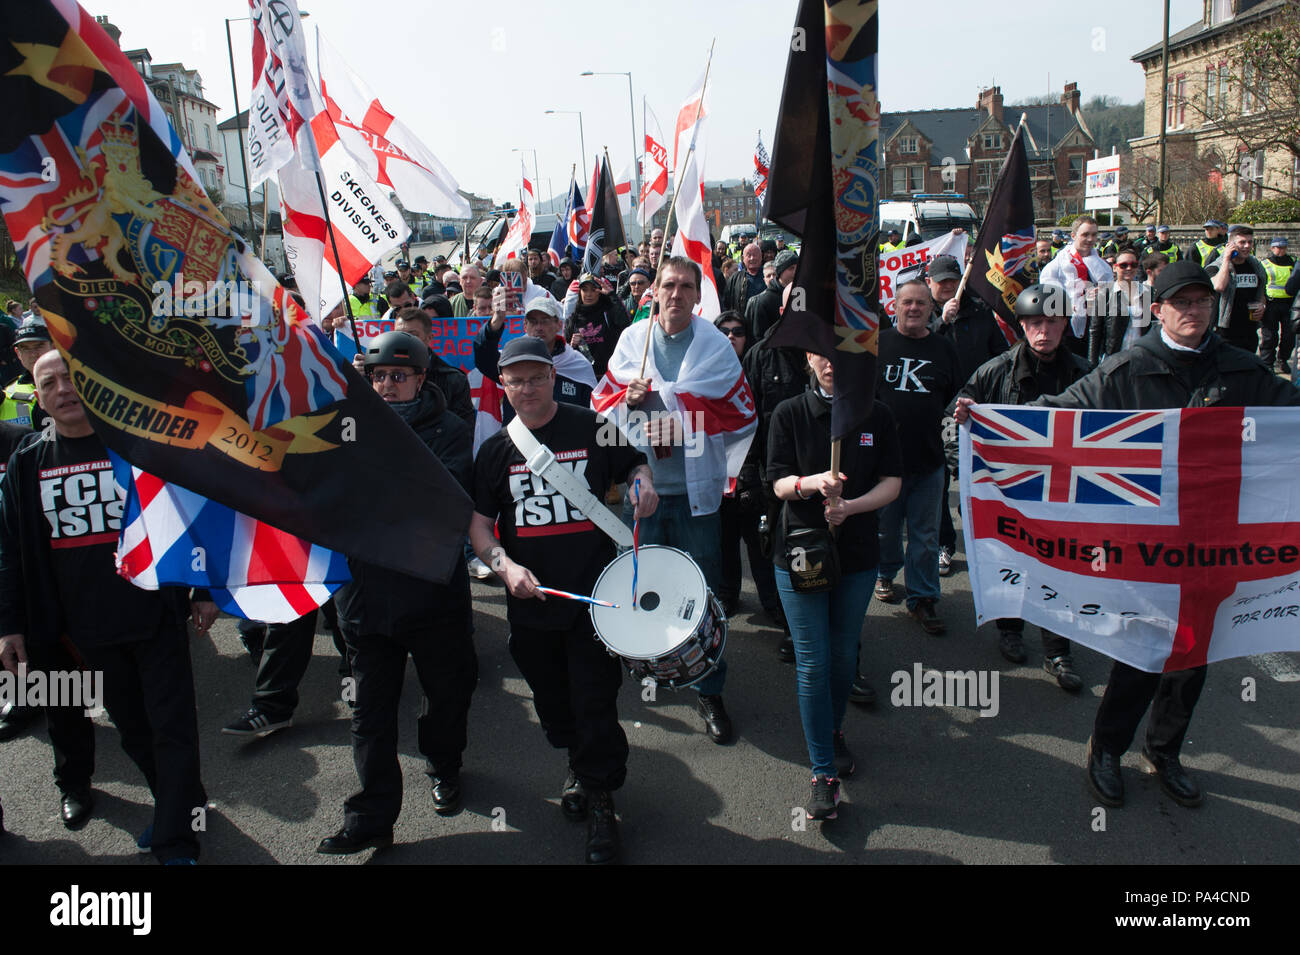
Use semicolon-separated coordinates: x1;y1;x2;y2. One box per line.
506;415;633;549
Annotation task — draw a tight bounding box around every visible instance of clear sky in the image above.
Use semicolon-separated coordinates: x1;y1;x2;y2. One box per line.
88;0;1204;207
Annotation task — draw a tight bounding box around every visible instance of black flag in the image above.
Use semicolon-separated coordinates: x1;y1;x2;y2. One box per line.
964;123;1034;344
581;157;626;275
766;0;880;442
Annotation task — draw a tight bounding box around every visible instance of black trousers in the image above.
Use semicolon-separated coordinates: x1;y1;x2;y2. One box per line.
939;468;958;552
77;616;206;863
509;619;627;792
341;620;478;833
250;607;341;718
24;635;96;796
995;618;1070;658
1259;299;1295;367
718;496;780;613
1093;661;1207;758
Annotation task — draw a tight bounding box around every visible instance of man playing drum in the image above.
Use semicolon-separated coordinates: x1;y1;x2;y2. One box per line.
469;336;658;865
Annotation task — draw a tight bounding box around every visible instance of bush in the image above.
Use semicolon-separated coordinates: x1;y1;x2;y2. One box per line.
1057;213;1081;228
1227;198;1300;224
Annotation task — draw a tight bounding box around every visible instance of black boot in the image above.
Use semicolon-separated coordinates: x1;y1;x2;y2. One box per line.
585;790;620;864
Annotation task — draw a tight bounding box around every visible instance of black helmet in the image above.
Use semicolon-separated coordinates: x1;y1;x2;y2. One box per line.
364;331;429;371
1014;284;1067;320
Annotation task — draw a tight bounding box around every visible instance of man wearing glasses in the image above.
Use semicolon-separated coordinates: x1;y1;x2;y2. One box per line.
319;332;477;855
470;336;657;864
960;260;1299;811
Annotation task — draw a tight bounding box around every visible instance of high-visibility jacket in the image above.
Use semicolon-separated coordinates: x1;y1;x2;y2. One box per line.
1194;238;1224;268
1263;258;1295;300
1152;241;1182;264
348;294;382;318
0;377;36;427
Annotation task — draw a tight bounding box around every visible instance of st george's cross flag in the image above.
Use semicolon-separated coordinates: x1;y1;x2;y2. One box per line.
639;105;669;228
495;156;535;262
960;405;1300;672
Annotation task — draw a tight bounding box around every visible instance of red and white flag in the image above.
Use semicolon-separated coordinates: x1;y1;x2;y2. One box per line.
316;32;469;218
639;104;669;228
592;317;755;515
615;160;634;218
248;0;407;321
672;70;708;174
495;157;535;262
245;0;318;188
753;130;770;205
670;149;720;320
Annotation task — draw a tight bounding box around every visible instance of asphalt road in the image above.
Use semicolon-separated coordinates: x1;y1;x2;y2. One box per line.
1;535;1297;866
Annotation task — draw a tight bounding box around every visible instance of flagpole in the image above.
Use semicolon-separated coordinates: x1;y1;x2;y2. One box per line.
640;95;648;229
642;41;717;379
952;115;1027;309
602;145;625;252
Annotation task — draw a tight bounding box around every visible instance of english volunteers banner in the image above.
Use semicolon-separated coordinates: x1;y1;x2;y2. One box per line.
766;0;880;442
960;405;1300;672
0;0;472;583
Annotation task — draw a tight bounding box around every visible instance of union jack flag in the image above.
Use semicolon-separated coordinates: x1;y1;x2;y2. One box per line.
999;228;1037;278
970;407;1165;506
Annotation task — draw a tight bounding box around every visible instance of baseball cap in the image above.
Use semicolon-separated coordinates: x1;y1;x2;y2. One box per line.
1115;225;1129;235
927;254;962;282
396;260;410;269
525;296;562;320
577;272;600;287
628;267;653;281
414;255;429;265
499;336;555;368
1152;260;1214;301
1270;237;1288;248
1203;218;1227;230
14;317;50;344
354;275;372;285
1157;225;1170;234
1052;229;1066;241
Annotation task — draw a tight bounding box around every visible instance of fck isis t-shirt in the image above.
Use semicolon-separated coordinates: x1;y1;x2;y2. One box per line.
473;403;645;629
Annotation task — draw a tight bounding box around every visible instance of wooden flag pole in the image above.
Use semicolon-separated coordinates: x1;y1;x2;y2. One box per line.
640;38;716;379
828;438;842;538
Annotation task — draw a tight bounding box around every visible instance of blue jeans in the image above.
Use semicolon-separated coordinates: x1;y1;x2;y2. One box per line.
627;493;728;695
877;466;944;610
775;567;874;778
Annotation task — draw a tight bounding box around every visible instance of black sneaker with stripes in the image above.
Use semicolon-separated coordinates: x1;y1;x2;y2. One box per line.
221;707;292;737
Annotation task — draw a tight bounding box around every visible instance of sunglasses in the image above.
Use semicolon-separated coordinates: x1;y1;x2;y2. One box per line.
370;370;415;383
721;326;746;338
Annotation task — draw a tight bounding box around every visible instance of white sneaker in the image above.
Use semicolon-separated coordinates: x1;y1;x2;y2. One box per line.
467;556;493;580
938;546;953;577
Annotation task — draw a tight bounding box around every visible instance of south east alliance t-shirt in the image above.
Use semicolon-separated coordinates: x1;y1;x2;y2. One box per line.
472;403;646;629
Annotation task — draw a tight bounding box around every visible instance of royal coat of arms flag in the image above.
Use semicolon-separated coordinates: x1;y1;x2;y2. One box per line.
0;0;473;584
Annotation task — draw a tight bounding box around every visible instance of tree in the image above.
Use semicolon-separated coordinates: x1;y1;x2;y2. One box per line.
1181;2;1300;199
1120;150;1229;224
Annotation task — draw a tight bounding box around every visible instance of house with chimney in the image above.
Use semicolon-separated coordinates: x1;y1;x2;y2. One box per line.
881;83;1097;224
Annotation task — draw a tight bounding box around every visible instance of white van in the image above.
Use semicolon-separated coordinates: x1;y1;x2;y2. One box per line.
880;195;980;245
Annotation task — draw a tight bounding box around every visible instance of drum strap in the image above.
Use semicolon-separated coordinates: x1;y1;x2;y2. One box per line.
506;415;634;549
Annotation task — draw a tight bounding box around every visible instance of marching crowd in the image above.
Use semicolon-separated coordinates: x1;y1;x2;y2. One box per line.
0;215;1297;864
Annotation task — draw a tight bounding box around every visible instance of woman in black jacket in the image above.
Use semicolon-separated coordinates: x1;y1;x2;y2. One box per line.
564;273;630;379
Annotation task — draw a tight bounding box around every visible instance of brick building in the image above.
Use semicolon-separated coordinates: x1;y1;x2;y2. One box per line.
881;83;1096;224
1128;0;1298;208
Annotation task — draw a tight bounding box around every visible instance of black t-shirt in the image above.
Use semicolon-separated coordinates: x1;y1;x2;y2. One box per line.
38;434;163;643
876;327;961;474
766;391;902;573
473;403;646;629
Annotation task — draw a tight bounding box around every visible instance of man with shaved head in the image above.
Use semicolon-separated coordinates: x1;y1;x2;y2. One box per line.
0;352;215;862
450;264;483;317
723;241;765;314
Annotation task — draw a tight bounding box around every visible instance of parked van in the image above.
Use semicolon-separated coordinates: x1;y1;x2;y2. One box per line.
879;195;980;245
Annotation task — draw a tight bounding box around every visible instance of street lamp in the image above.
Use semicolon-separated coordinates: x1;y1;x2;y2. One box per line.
511;146;541;207
582;70;639;237
224;10;309;242
545;109;587;186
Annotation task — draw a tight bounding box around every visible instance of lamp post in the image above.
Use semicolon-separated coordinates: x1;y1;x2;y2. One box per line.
581;70;639;237
224;10;308;241
545;109;587;186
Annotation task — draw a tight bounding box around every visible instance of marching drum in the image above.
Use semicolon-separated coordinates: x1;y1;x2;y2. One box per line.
589;545;727;689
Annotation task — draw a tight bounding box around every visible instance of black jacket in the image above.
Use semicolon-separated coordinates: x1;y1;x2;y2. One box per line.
930;295;1011;385
741;324;808;500
946;340;1089;472
426;350;475;428
744;279;784;339
334;386;473;635
565;293;630;379
722;267;764;314
1087;284;1153;367
1034;331;1300;412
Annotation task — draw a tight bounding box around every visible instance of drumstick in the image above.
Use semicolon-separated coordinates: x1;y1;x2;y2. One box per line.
632;478;641;611
536;586;619;609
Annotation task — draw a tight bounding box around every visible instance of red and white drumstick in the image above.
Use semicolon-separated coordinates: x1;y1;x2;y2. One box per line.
537;586;619;609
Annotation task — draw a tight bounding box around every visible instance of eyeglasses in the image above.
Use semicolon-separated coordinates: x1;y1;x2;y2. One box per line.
721;326;746;338
1115;262;1139;269
370;370;415;383
1165;296;1214;311
501;374;551;391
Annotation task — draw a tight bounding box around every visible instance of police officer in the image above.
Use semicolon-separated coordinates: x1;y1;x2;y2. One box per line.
1049;230;1067;258
1135;224;1159;258
959;261;1300;810
318;331;478;854
1193;219;1228;268
948;285;1089;690
1150;225;1182;264
1260;237;1296;373
347;276;384;320
0;318;52;429
879;228;904;254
